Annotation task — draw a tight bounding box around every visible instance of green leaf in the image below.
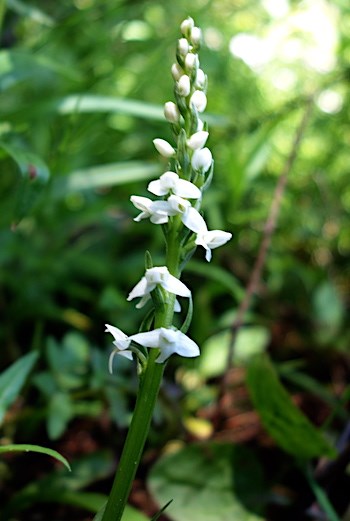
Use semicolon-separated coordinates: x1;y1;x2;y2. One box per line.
246;355;336;460
0;444;70;471
198;326;269;378
93;503;149;521
148;442;265;521
0;351;38;424
47;392;73;439
53;161;162;197
312;281;344;342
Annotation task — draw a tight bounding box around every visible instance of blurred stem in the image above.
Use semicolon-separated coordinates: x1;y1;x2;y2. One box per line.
101;229;180;521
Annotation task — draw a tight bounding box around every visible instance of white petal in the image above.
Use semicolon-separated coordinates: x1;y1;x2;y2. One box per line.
180;17;194;35
161;273;191;297
202;230;232;249
187;131;209;150
191;27;202;46
135;294;151;309
105;324;127;342
174;299;181;312
127;276;151;301
185;53;198;70
181;206;207;234
174;179;201;199
167;194;191;214
164;101;180;123
153;138;176;158
130;195;152;213
155;328;200;362
195;69;206;89
178;38;189;56
109;349;133;374
171;62;183;81
130;329;162;348
148;171;178;196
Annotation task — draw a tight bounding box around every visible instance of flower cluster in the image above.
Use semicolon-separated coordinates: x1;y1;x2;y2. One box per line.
106;17;232;371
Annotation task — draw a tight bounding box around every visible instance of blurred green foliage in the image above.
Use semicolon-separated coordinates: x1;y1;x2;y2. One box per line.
1;0;350;519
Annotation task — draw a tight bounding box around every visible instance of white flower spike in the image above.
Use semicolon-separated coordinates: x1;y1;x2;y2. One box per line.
127;266;191;308
153;138;176;158
105;324;133;373
148;171;201;199
130;327;200;363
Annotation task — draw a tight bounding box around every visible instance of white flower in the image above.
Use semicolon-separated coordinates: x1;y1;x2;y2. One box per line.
164;102;180;123
191;27;202;46
178;38;189;56
130;327;200;363
195;69;206;88
182;209;232;261
148;171;201;199
153;138;176;158
177;75;191;97
167;194;191;215
180;17;194;36
190;90;207;112
191;147;212;172
187;130;209;150
105;324;133;373
185;53;198;70
127;266;191;308
171;62;183;81
130;195;173;224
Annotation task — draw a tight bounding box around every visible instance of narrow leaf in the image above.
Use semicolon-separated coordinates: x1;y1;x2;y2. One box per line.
0;444;71;471
246;355;336;460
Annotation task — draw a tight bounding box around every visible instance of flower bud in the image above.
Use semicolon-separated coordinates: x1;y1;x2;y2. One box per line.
153;138;176;158
187;130;209;150
171;63;184;81
185;52;198;71
195;69;206;88
190;90;207;112
164;101;180;123
180;17;194;36
178;38;189;56
191;27;202;46
191;147;212;172
177;75;191;97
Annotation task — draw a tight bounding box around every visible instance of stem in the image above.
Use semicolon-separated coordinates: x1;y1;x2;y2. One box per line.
101;230;181;521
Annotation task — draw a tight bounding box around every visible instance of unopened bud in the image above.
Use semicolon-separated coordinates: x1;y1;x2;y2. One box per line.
187;131;209;150
191;147;212;172
178;38;189;56
164;101;180;123
171;63;184;81
180;17;194;36
177;75;191;97
153;138;176;158
195;69;206;88
190;90;207;112
191;27;202;46
185;53;198;71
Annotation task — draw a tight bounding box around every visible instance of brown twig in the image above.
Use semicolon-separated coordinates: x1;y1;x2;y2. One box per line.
219;97;314;402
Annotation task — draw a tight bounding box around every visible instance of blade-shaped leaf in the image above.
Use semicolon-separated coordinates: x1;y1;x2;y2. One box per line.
0;351;38;424
246;355;336;460
0;444;70;471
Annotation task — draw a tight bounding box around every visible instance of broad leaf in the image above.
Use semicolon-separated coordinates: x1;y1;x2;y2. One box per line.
149;442;265;521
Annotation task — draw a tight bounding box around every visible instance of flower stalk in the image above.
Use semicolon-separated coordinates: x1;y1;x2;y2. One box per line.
101;17;231;521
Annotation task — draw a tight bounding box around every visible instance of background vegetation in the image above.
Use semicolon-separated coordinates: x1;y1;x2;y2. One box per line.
1;0;349;520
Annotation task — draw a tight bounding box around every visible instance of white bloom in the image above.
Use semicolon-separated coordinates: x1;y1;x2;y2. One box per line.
180;17;194;36
178;38;189;56
195;69;206;89
127;266;191;308
171;62;183;81
185;53;198;71
196;229;232;261
130;327;200;363
167;194;191;215
190;90;207;112
105;324;133;373
182;209;232;261
148;171;201;199
130;196;173;224
187;130;209;150
164;102;180;123
153;138;176;158
191;147;212;172
177;75;191;97
191;27;202;46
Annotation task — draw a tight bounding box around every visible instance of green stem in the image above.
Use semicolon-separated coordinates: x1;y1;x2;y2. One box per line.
101;231;181;521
